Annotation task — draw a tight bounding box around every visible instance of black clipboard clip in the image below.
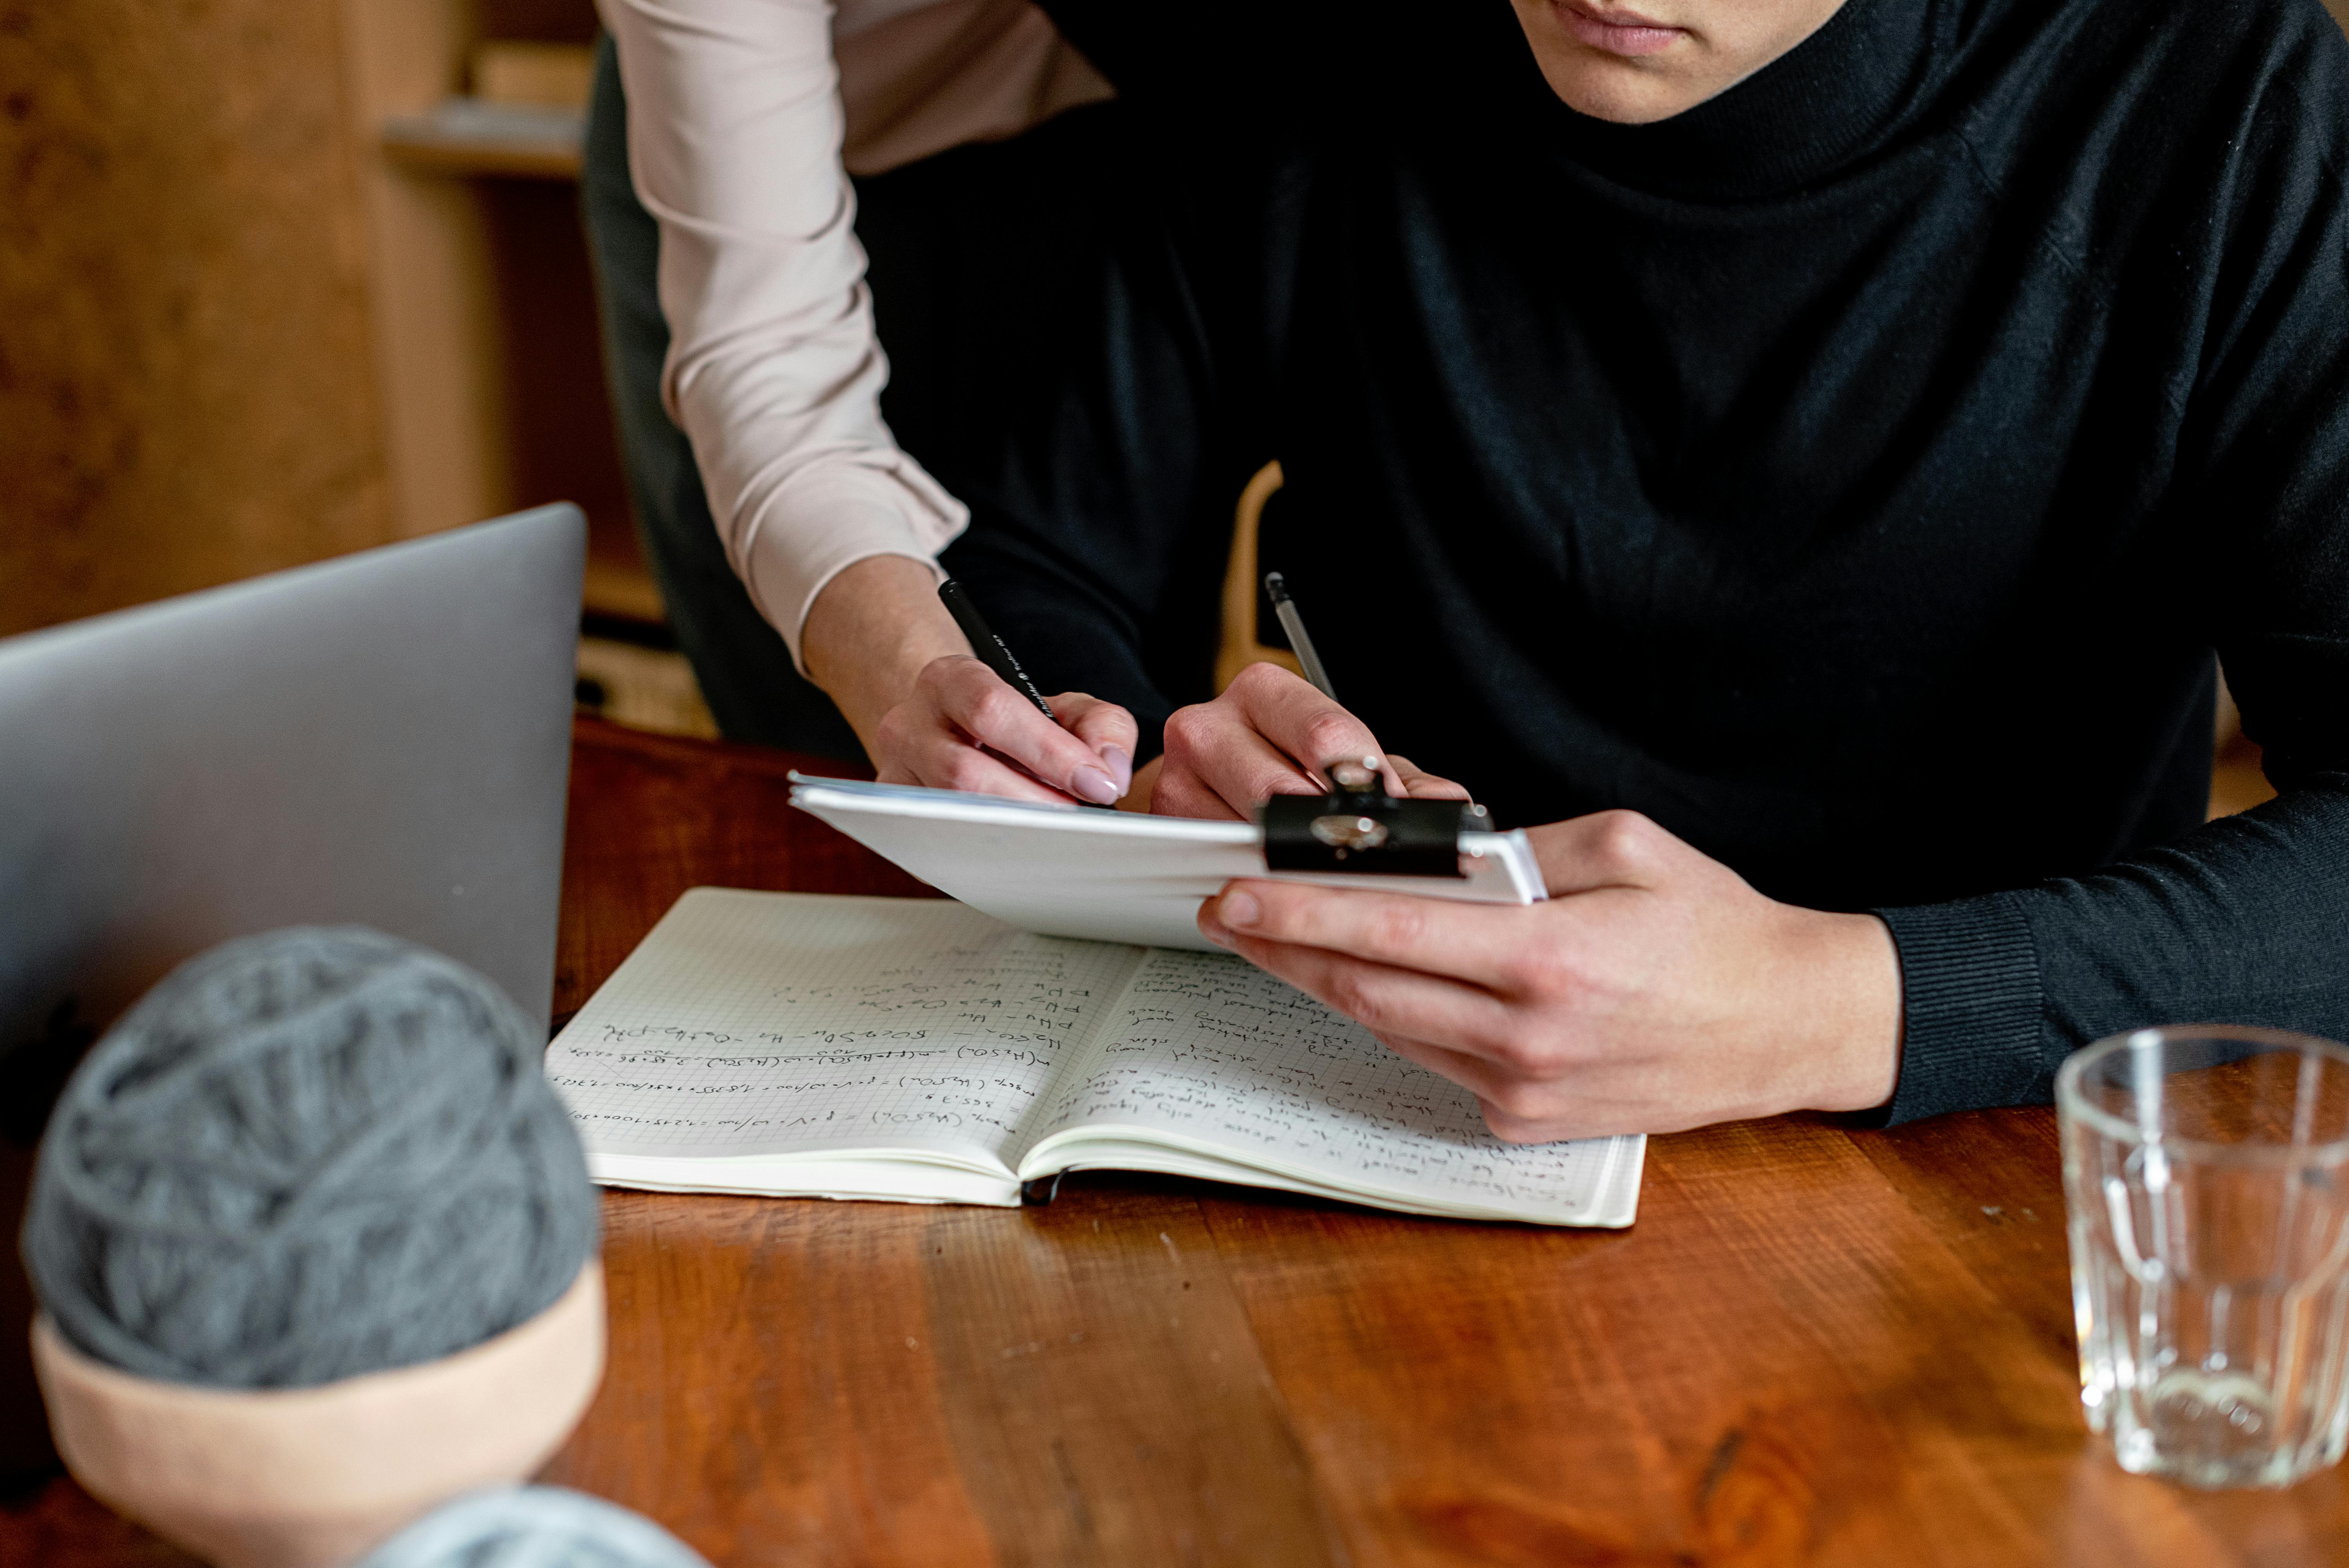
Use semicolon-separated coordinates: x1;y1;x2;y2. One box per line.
1259;757;1494;878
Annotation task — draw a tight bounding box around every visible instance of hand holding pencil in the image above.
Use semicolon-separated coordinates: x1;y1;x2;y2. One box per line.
1148;574;1468;821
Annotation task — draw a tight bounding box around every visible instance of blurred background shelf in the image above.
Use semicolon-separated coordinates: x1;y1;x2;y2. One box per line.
351;20;659;630
380;102;585;181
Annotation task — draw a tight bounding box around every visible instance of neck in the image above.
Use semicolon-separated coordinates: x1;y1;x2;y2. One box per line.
1502;0;1952;200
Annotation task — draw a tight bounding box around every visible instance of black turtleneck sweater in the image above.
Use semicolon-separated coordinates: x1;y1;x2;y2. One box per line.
940;0;2349;1122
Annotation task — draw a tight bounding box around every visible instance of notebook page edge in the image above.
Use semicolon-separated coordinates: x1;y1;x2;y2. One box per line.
1018;1126;1636;1228
1015;1133;1634;1227
586;1152;1021;1206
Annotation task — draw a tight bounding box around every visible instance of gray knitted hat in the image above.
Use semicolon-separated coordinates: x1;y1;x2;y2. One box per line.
21;927;599;1389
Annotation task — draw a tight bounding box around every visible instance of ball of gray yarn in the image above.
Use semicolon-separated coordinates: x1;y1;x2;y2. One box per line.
22;927;598;1389
356;1488;710;1568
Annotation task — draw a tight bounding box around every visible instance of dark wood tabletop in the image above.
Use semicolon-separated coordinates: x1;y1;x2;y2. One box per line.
16;719;2346;1566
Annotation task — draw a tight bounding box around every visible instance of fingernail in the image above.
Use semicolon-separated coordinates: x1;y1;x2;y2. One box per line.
1071;766;1121;805
1220;890;1262;928
1100;745;1132;793
1201;919;1234;949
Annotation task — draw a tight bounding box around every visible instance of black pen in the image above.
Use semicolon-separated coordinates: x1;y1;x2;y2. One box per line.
1263;572;1338;701
938;578;1054;718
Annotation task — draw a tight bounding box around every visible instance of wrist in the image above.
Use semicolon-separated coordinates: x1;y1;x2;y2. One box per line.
1787;909;1903;1115
801;556;968;754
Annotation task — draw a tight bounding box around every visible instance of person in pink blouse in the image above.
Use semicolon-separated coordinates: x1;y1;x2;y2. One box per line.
586;0;1155;805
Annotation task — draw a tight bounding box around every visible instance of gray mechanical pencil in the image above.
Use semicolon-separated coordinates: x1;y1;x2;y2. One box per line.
1262;572;1338;702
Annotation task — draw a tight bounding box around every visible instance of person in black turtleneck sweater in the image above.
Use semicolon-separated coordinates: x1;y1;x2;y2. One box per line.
889;0;2349;1137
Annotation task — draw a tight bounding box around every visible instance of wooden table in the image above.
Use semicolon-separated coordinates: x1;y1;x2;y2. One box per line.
16;720;2347;1566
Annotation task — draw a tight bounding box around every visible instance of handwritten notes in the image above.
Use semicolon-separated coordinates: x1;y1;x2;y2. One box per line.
1026;950;1628;1215
551;889;1641;1223
548;891;1143;1165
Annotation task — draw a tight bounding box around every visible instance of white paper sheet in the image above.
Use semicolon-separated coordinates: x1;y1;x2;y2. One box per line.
788;776;1544;950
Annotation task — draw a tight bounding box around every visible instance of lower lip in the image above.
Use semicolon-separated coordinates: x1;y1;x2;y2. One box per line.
1557;2;1686;56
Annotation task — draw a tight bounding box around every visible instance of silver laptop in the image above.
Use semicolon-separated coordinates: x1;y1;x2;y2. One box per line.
0;504;585;1054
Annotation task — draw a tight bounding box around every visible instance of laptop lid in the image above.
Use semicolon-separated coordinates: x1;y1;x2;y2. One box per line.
0;504;585;1057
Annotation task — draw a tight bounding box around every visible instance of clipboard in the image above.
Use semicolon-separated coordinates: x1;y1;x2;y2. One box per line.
788;775;1545;951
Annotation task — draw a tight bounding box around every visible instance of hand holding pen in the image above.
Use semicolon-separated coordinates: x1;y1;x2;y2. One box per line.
868;579;1136;806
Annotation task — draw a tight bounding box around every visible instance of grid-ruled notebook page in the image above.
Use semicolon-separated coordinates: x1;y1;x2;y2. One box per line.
1024;948;1642;1223
547;889;1145;1167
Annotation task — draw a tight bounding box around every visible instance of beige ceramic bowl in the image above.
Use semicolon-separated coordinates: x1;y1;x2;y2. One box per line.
32;1259;605;1568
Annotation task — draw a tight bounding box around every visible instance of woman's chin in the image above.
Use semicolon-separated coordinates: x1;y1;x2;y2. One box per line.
1546;61;1711;125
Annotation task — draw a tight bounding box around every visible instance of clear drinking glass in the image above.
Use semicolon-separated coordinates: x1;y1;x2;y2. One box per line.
2059;1025;2349;1488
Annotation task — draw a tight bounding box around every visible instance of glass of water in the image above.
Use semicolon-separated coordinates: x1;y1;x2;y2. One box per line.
2060;1025;2349;1488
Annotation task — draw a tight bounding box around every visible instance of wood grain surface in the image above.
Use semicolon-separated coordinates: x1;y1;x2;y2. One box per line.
10;720;2346;1566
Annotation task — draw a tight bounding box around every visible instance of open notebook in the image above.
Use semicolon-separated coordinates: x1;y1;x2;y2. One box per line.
547;888;1644;1227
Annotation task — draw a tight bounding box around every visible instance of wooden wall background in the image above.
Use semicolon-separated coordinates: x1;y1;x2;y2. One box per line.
0;0;395;640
